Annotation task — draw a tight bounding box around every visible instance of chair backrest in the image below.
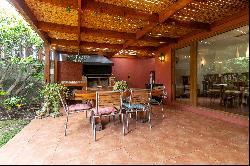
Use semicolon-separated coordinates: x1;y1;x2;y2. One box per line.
58;92;69;114
130;89;151;105
121;88;131;103
96;91;122;113
152;86;167;98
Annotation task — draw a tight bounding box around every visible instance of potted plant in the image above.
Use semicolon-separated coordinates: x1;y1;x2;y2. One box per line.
113;80;128;92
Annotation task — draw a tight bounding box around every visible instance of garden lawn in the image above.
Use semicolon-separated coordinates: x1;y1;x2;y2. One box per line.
0;119;29;147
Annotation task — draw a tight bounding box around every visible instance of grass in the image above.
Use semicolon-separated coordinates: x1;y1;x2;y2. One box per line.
0;119;30;147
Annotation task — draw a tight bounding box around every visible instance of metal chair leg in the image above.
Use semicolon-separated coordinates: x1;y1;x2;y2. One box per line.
148;109;152;129
126;112;129;133
121;114;125;136
92;117;96;141
161;103;165;119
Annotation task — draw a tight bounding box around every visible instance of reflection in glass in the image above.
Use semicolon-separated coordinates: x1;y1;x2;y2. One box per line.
174;46;190;103
197;25;249;116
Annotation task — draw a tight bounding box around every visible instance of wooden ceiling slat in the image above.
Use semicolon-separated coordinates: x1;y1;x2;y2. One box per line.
37;21;78;34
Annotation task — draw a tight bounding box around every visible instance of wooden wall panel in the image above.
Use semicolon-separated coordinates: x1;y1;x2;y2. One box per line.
57;61;83;82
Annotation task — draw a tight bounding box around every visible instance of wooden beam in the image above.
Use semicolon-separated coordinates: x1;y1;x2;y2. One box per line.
77;0;82;50
37;21;78;34
158;9;249;51
51;39;156;53
44;44;50;83
177;9;249;47
159;0;193;23
38;22;175;44
123;39;137;48
54;50;58;83
7;0;50;44
136;22;158;40
128;0;193;47
35;0;78;9
165;18;210;31
190;41;197;106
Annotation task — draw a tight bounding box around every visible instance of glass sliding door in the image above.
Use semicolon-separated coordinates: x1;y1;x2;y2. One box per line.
174;46;191;103
197;25;249;116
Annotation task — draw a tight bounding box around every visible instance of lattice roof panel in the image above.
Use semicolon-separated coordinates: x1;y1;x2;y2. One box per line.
97;0;177;14
114;49;155;57
81;9;147;33
171;0;249;24
150;23;194;38
130;40;161;47
80;46;119;53
56;45;79;53
48;32;78;40
25;0;78;26
81;34;125;44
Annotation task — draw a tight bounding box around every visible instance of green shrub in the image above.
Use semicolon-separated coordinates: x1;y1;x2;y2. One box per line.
37;83;67;118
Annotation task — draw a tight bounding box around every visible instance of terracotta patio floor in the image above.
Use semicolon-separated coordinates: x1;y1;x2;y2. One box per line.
0;106;249;165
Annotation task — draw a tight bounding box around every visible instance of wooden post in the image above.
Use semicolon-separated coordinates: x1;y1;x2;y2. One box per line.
54;51;58;83
44;44;50;83
190;41;198;106
171;48;175;102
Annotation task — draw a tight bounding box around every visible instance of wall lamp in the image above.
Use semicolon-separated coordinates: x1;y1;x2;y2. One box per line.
201;58;205;66
159;52;165;62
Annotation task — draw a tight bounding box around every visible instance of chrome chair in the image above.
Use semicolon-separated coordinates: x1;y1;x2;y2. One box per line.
59;92;93;136
150;86;167;119
122;88;152;135
91;91;123;141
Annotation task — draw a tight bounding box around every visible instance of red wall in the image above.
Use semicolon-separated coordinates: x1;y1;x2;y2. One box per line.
58;61;83;82
110;58;155;88
155;48;172;104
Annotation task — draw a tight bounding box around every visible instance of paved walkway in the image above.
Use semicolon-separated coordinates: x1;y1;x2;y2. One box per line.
0;106;249;164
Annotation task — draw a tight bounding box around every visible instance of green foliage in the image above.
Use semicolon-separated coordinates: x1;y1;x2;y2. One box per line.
0;8;45;120
0;90;7;96
66;5;72;13
113;80;128;91
0;119;29;147
3;96;24;111
37;83;68;118
0;9;43;56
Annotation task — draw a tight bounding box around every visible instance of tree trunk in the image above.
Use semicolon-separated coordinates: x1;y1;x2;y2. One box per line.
14;75;32;95
0;63;11;84
6;72;22;95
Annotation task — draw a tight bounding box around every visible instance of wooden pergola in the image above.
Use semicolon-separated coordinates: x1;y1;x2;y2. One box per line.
8;0;249;87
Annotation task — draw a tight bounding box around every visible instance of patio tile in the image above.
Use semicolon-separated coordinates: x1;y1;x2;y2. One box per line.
0;107;248;165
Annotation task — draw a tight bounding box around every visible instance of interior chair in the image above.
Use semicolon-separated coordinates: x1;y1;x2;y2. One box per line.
91;91;123;141
122;88;152;135
182;75;190;98
59;92;93;136
150;86;167;119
